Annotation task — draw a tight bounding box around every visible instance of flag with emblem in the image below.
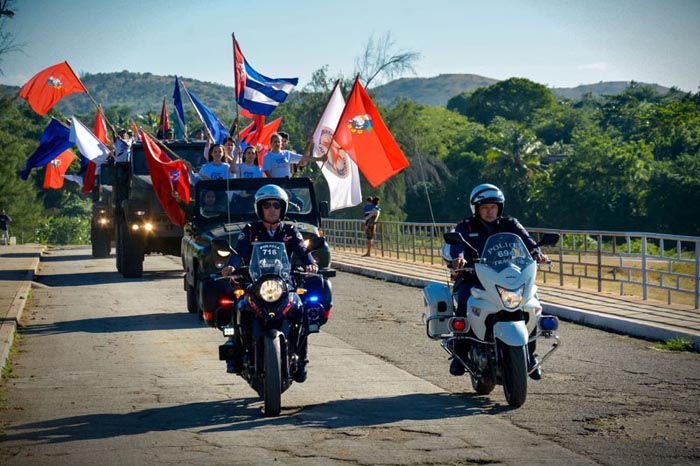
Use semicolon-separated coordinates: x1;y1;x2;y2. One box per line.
19;61;88;116
332;76;409;187
20;118;73;180
140;130;190;226
44;150;76;189
313;82;362;211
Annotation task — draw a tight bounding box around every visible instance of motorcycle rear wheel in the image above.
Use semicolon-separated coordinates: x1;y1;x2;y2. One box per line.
501;344;528;408
263;335;282;417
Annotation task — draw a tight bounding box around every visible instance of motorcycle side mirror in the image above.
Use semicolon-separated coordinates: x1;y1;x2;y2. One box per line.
536;233;560;248
319;201;330;218
440;244;452;263
306;236;326;252
443;231;479;258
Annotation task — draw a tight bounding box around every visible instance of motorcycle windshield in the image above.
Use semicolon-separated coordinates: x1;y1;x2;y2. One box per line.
480;233;534;273
249;242;291;282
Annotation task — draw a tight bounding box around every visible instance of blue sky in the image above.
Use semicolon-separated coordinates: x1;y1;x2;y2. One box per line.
2;0;699;92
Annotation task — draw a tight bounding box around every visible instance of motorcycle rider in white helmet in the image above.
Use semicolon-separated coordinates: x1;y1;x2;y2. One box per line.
221;184;319;380
448;183;549;380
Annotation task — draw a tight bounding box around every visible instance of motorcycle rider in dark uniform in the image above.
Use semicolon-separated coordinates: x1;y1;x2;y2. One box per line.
221;184;318;381
448;183;549;380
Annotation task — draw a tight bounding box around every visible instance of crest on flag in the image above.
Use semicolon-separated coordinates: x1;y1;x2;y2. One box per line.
50;158;63;168
315;127;349;178
348;114;373;133
170;169;181;182
48;76;63;89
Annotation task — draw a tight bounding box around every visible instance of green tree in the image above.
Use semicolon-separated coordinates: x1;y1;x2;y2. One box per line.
481;117;549;222
542;129;653;230
647;152;700;235
448;77;557;126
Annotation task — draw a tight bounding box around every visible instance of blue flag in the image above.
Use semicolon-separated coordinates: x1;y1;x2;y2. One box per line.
21;118;73;180
173;76;186;126
234;38;298;116
186;88;230;144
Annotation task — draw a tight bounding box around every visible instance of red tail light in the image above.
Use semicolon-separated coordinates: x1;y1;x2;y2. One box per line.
449;317;468;333
220;298;235;306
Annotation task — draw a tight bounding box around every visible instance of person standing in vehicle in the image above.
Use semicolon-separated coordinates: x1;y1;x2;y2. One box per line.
235;146;263;178
262;133;326;178
448;183;549;379
0;209;12;245
199;143;235;180
221;184;319;379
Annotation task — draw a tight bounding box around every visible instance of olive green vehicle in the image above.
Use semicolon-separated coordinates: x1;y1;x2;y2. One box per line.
181;177;332;316
90;141;207;278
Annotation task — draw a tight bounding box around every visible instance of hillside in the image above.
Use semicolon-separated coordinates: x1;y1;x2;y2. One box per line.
371;73;498;107
1;71;672;116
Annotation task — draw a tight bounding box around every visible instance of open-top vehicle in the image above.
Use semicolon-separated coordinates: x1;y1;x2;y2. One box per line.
181;177;332;320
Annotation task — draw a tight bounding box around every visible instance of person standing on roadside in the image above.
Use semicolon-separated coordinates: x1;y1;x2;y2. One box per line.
363;197;381;257
0;209;12;245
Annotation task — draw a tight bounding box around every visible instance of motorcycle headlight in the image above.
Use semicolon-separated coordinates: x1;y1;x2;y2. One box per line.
496;284;524;309
215;249;231;258
258;279;284;303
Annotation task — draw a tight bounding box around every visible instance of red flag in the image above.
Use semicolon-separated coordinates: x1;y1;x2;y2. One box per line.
239;107;254;119
332;77;409;187
93;108;110;145
248;117;282;166
238;120;256;141
81;162;97;194
158;98;171;136
140;130;190;227
19;61;88;116
43;150;76;189
131;120;141;141
233;37;246;101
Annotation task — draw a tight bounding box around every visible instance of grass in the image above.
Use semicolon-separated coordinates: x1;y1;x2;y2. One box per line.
1;330;22;381
655;337;696;352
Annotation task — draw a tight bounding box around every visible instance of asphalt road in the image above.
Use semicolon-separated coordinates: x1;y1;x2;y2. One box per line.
0;246;698;465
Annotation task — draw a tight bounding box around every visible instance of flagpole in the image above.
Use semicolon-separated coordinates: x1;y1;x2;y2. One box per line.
232;32;243;175
138;125;186;163
180;79;215;144
64;61;118;142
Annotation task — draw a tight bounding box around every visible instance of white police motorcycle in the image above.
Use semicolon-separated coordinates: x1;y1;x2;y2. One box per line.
423;231;561;407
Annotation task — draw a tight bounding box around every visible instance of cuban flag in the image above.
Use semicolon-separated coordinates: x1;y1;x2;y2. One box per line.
234;37;298;116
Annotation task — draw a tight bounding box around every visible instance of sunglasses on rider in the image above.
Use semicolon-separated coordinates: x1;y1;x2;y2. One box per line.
262;201;282;210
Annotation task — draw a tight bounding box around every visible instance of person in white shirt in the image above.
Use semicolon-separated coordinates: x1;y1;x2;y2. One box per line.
235;146;264;178
262;133;326;178
199;143;235;180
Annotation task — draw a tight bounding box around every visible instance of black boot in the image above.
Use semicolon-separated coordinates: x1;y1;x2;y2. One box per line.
293;359;308;383
449;358;465;376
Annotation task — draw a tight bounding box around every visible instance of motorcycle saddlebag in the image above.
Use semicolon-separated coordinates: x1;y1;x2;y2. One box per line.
301;276;332;332
198;278;234;327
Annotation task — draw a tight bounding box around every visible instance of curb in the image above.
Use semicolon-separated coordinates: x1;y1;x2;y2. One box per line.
0;252;42;374
332;260;699;349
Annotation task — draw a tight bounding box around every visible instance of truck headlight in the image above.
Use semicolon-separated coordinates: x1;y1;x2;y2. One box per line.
496;285;524;309
258;279;284;303
144;223;153;232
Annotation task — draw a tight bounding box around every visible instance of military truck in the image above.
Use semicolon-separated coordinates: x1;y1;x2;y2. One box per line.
181;177;333;317
91;140;207;278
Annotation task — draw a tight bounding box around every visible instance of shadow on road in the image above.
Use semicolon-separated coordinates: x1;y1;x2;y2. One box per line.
19;312;203;335
35;269;183;287
0;393;506;445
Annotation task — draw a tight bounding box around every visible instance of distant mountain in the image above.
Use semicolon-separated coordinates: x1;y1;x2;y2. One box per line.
1;71;673;116
371;73;498;107
371;74;672;107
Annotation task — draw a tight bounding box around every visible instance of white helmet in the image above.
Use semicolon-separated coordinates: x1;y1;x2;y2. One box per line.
254;184;289;219
470;183;505;216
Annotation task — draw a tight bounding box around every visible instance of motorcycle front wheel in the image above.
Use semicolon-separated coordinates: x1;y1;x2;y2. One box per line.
500;344;528;408
263;335;282;417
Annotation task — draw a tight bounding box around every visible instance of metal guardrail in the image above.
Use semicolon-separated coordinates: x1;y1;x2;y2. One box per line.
322;219;700;310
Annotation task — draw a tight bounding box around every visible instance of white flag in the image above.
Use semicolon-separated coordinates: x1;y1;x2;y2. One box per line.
313;83;362;211
69;116;110;164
